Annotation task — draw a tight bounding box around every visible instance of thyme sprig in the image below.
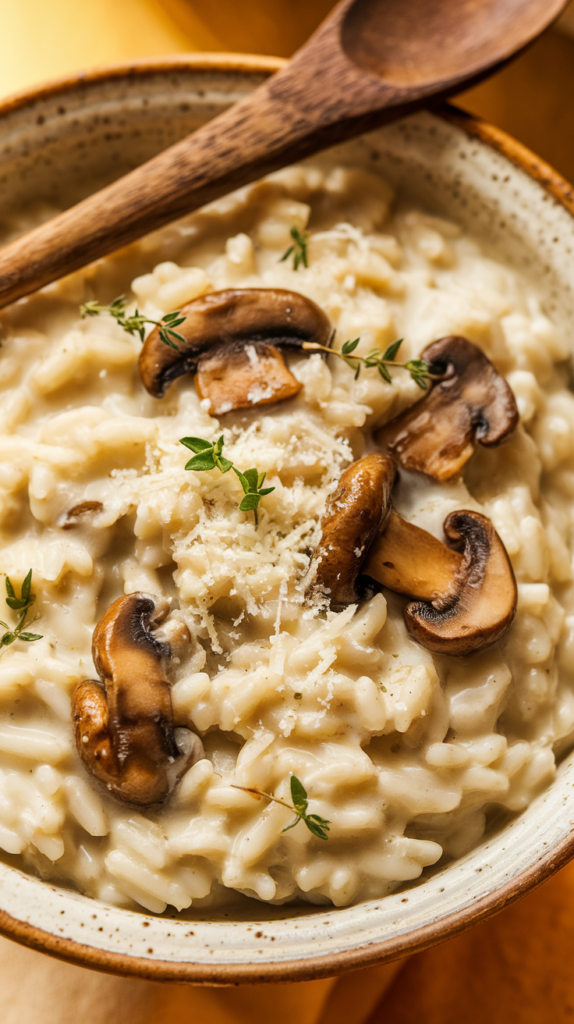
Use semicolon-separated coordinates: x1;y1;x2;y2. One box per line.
180;434;232;474
179;435;275;526
279;226;309;271
303;336;438;390
233;775;331;841
0;570;42;651
80;295;187;351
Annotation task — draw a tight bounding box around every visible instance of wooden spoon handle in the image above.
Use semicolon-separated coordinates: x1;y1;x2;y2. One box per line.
0;90;293;302
0;0;548;309
0;3;394;309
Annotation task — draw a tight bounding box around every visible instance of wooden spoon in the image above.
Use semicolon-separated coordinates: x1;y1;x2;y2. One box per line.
0;0;567;308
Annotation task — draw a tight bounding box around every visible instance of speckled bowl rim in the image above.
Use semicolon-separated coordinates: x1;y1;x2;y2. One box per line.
1;52;574;984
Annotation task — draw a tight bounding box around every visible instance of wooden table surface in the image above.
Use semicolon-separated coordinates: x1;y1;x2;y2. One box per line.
1;2;574;1021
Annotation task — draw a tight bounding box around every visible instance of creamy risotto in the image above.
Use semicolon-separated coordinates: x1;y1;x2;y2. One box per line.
0;159;572;913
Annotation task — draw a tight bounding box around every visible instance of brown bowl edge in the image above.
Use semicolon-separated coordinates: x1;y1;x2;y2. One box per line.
0;52;573;985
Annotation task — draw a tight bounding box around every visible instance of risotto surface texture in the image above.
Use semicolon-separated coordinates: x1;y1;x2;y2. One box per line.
0;159;572;913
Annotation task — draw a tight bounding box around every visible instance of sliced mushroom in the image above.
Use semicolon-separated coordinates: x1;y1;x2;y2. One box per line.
72;593;203;805
376;336;518;481
310;454;517;655
60;501;104;530
307;453;396;610
364;508;517;656
139;288;333;414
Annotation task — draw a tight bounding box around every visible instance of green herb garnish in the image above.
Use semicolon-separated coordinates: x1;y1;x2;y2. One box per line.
303;336;438;390
233;775;331;841
179;435;275;526
80;295;187;351
180;434;233;474
233;467;275;526
279;226;309;271
0;570;42;651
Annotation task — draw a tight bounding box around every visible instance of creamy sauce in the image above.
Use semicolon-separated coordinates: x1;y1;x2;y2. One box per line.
0;160;572;912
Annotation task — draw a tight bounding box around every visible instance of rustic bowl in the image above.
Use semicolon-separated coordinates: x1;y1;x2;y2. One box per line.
1;54;574;984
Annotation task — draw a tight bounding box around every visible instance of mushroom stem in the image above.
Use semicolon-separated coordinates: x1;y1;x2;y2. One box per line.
364;509;463;603
364;508;517;656
195;342;301;415
72;593;202;805
309;454;517;656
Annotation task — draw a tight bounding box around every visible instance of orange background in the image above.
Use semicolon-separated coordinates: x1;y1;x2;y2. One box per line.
1;2;574;1022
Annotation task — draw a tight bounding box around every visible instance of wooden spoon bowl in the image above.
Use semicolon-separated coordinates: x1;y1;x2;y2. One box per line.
341;0;560;86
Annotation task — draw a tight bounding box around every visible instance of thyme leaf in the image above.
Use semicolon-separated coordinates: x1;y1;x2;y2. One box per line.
303;337;440;390
179;435;274;526
180;435;233;474
232;775;331;840
80;296;186;351
232;467;274;527
0;570;42;652
279;227;309;271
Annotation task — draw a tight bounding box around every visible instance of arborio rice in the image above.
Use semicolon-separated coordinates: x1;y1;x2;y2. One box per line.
0;157;572;914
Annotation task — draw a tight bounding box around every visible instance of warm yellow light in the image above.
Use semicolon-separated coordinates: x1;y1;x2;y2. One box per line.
0;0;193;100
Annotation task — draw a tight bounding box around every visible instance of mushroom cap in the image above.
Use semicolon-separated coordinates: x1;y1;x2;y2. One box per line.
139;287;333;406
376;336;518;481
73;592;200;805
92;591;171;683
308;453;396;610
403;509;517;656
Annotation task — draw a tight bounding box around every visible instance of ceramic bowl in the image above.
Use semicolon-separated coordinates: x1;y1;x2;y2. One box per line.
1;54;574;984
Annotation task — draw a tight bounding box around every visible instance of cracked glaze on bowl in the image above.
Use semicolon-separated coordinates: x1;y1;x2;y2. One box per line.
0;54;574;983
